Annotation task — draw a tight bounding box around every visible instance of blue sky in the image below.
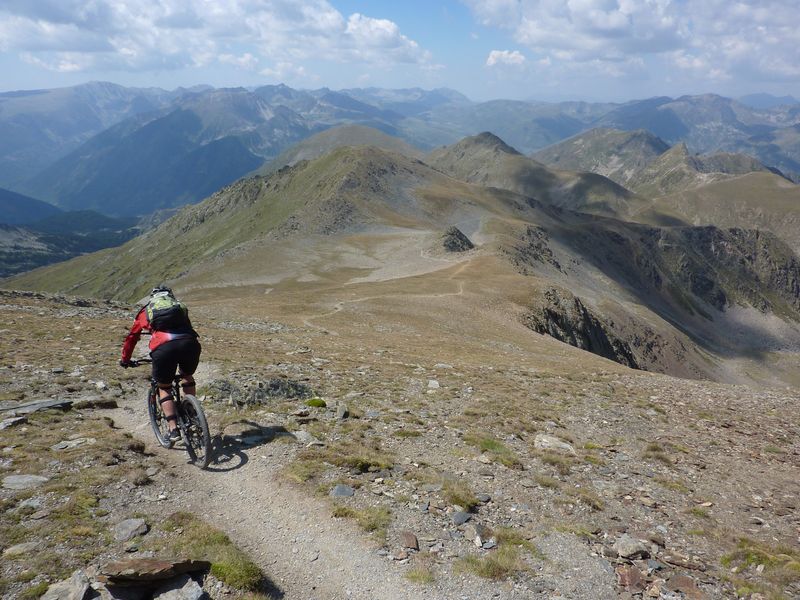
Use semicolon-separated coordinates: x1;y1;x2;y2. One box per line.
1;1;799;102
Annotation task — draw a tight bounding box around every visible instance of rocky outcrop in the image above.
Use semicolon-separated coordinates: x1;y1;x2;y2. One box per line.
522;288;639;368
441;226;474;252
505;225;561;272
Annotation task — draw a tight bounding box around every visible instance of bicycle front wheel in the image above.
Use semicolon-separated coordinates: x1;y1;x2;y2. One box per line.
180;395;211;468
147;387;173;449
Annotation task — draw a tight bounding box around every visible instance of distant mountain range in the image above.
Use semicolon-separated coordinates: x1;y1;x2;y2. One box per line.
2;82;800;218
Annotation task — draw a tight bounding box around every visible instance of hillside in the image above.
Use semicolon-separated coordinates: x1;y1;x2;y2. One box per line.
258;124;423;175
0;187;61;225
427;132;642;218
7;141;800;388
531;128;669;186
627;143;776;197
634;171;800;253
0;210;137;277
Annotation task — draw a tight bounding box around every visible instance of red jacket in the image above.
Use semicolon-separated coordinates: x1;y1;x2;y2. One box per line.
121;307;195;362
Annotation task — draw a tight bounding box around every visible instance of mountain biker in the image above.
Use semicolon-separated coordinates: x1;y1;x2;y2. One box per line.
119;285;201;442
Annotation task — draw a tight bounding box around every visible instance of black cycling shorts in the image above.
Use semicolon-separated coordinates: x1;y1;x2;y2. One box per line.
150;337;201;384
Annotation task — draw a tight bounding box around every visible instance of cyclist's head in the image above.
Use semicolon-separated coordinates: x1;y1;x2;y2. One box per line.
150;284;174;299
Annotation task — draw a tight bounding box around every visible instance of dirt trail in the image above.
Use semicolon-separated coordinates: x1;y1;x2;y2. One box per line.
111;398;451;600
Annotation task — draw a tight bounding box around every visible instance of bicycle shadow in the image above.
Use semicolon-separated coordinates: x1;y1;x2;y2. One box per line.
204;421;296;473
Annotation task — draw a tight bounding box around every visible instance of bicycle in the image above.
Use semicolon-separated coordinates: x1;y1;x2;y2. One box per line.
130;358;212;468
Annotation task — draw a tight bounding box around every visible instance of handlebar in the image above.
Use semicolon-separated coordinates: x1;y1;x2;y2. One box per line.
129;358;152;366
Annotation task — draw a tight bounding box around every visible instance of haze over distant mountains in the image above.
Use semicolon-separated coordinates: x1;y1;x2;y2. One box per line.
2;82;800;217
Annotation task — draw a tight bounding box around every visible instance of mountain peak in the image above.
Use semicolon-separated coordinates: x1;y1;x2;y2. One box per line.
462;132;522;155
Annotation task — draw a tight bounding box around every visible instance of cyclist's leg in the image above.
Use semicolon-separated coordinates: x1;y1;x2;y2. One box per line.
177;338;202;396
151;343;181;432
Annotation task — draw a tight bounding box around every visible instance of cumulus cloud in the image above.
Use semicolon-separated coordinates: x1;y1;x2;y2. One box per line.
486;50;526;67
462;0;800;85
0;0;431;77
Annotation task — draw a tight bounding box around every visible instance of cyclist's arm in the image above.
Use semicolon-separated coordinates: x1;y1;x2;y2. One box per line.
121;308;149;362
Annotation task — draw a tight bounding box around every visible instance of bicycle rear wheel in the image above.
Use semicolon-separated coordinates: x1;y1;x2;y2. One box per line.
147;386;174;449
180;395;211;468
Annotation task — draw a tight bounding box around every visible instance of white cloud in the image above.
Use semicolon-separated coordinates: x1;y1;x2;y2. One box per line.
0;1;432;78
219;53;259;71
486;50;526;67
462;0;800;86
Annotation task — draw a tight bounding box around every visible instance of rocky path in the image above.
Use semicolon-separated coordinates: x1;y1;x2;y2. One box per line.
111;401;430;600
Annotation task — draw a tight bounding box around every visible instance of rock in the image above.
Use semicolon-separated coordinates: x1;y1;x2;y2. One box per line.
441;226;474;252
477;454;492;464
452;511;471;526
95;381;109;391
2;474;49;489
482;539;498;550
393;549;409;561
399;531;419;550
616;565;646;591
534;433;575;454
113;518;149;542
152;574;204;600
613;534;650;560
475;493;491;503
0;416;26;430
427;380;440;389
330;484;355;497
98;559;212;585
662;552;706;571
336;403;349;420
2;399;72;415
667;573;707;600
3;541;39;557
51;437;96;451
293;430;323;446
420;483;442;493
41;569;90;600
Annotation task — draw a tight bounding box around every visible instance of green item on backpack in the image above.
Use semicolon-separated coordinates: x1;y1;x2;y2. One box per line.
146;295;191;331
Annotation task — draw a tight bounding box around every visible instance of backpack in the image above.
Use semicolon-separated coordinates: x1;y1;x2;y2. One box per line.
146;295;191;331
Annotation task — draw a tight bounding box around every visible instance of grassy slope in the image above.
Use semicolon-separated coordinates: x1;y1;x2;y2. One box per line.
634;172;800;251
257;124;423;176
427;133;645;219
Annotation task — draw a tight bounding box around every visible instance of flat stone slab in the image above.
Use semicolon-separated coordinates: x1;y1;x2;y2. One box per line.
452;511;472;525
3;474;49;490
330;484;355;497
51;437;96;451
534;433;576;454
0;416;27;430
1;399;73;415
98;559;211;585
41;569;90;600
3;541;39;557
114;518;149;542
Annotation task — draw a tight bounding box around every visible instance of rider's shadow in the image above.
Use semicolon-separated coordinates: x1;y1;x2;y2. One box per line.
204;421;296;473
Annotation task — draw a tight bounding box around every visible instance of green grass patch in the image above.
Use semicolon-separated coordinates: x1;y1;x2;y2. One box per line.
442;479;479;510
462;433;522;468
305;398;327;408
393;429;422;438
159;512;265;591
19;582;50;600
721;537;800;597
406;564;435;584
332;505;392;541
455;546;527;580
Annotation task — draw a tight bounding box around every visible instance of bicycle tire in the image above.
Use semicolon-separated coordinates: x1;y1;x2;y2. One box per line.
180;395;211;468
147;386;174;449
